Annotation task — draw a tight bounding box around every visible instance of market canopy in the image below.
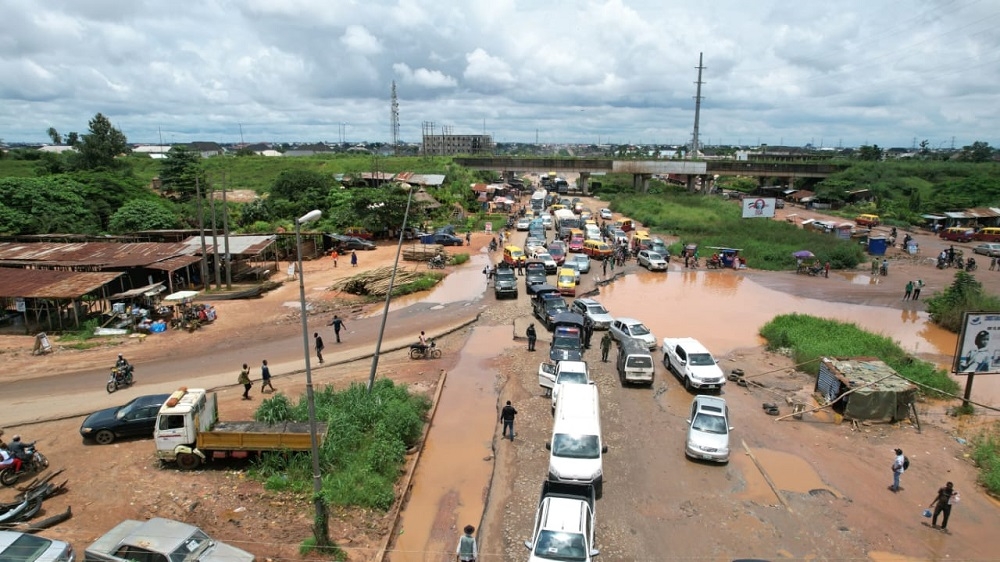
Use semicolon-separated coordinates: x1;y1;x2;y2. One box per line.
108;282;165;301
164;290;200;301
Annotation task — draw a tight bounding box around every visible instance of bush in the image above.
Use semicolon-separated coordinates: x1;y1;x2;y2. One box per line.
925;271;1000;333
971;426;1000;496
759;313;959;396
450;253;470;265
252;378;431;511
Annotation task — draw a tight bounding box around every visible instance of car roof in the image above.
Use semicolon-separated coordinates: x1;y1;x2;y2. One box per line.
615;317;642;325
131;393;173;407
693;395;727;413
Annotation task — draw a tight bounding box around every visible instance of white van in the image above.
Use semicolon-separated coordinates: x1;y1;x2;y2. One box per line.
546;384;607;495
616;339;654;386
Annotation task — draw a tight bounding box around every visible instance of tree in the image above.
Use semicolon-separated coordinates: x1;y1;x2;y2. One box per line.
159;145;202;200
919;139;930;156
908;188;922;213
267;169;334;219
66;131;79;146
0;177;99;234
108;199;179;233
959;141;993;163
857;145;883;161
74;113;130;170
46;127;62;145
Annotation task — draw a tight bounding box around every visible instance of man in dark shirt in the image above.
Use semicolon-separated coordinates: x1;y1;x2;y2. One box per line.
500;401;518;442
929;481;957;530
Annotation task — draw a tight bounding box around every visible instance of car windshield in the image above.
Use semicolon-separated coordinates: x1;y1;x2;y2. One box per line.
552;336;581;349
559;275;574;284
646;252;662;260
545;302;568;312
559;371;588;384
532;530;588;561
586;304;608;315
169;530;212;562
552;433;601;459
628;323;651;336
688;353;716;366
626;356;653;368
692;413;728;434
538;253;552;261
115;399;140;420
1;534;54;562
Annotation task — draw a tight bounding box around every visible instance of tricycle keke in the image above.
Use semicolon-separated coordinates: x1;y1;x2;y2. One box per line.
706;247;744;269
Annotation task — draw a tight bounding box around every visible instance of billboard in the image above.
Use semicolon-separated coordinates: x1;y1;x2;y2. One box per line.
953;312;1000;374
742;197;776;219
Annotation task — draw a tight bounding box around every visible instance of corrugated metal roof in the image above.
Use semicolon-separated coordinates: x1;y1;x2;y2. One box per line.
178;235;276;256
0;269;123;298
0;242;190;268
147;254;203;271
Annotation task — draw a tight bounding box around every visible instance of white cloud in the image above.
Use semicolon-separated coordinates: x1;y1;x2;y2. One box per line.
0;0;996;147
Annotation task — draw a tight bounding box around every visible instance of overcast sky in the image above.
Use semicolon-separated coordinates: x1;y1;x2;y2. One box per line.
2;0;998;148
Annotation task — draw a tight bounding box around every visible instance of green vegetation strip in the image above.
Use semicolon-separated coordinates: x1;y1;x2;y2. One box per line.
759;313;959;396
252;379;431;510
611;193;865;271
972;427;1000;496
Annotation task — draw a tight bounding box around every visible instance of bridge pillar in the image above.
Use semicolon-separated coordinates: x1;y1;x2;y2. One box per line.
579;172;590;195
633;174;652;192
686;175;698;192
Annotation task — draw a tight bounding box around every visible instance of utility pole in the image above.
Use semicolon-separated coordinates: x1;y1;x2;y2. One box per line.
239;123;245;146
221;172;232;290
690;52;706;160
195;177;209;290
208;185;222;290
390;81;400;156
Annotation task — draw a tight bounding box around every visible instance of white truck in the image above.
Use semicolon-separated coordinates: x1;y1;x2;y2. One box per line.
523;481;599;562
538;360;592;412
661;337;726;391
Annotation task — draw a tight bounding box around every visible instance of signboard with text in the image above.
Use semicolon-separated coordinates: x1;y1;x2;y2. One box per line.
741;197;776;219
953;312;1000;375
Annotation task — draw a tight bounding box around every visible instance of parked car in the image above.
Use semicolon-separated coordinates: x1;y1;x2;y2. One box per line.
571;298;613;329
685;395;733;463
533;294;570;330
599;208;613;220
568;253;591;273
80;393;172;445
0;531;75;562
637;250;668;271
516;217;532;231
973;243;1000;257
609;317;657;350
85;518;254;562
426;233;464;246
344;226;374;240
331;234;376;251
523;482;599;562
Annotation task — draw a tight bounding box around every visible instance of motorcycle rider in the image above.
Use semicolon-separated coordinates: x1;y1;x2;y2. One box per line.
9;435;33;467
115;354;132;382
417;331;428;350
0;442;22;474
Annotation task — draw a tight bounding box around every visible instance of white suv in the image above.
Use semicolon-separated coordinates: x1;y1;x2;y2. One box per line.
610;317;657;350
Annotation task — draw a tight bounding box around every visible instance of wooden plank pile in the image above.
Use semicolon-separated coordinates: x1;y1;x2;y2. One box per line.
330;266;427;297
402;244;448;262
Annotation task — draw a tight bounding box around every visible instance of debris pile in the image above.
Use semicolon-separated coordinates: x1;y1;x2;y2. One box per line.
402;244;449;262
0;470;71;531
330;266;428;297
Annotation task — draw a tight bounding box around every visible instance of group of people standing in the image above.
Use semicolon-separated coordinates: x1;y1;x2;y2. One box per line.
237;360;275;399
902;279;925;301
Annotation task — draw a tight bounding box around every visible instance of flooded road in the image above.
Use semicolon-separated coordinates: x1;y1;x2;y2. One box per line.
389;325;510;561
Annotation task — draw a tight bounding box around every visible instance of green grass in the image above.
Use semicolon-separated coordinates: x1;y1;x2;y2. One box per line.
971;425;1000;496
391;272;444;296
450;253;470;265
611;193;866;271
251;379;431;511
759;313;959;396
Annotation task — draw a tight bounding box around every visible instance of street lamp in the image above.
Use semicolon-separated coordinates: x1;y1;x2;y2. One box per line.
295;209;330;547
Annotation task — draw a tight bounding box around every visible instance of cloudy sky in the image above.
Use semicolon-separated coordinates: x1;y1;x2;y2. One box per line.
2;0;998;148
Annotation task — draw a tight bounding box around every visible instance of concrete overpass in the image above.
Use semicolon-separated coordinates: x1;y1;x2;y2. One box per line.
454;157;847;193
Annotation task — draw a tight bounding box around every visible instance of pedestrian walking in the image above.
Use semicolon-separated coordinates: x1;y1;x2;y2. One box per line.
912;279;924;300
881;259;889;276
583;316;594;349
465;231;471;246
871;259;878;276
238;363;252;400
889;448;905;492
904;280;914;301
929;481;959;531
287;262;297;280
602;258;608;276
314;332;325;364
456;524;478;562
330;249;338;268
328;315;346;343
824;261;830;278
260;359;274;393
991;257;997;271
350;250;358;267
609;257;616;272
526;323;537;351
600;331;613;362
500;400;517;441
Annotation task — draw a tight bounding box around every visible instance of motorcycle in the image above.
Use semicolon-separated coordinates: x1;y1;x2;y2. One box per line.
0;444;48;487
107;365;134;393
427;255;446;269
409;340;442;360
966;258;978;272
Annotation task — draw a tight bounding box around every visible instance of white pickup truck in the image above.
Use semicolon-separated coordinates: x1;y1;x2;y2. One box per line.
661;337;726;391
538;360;592;412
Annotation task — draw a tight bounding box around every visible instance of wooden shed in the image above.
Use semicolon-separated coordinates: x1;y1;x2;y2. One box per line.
814;358;917;422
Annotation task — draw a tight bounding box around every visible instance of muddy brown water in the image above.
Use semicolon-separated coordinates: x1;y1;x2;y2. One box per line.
389;325;510;561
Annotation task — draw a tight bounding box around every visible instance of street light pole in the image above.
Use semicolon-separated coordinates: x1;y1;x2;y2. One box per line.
295;209;330;547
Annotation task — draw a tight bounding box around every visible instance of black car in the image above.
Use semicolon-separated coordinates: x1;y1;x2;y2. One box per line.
80;393;171;444
424;233;464;246
533;294;569;330
330;234;376;251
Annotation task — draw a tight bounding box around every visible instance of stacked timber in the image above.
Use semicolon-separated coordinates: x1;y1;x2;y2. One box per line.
402;244;448;262
330;266;427;297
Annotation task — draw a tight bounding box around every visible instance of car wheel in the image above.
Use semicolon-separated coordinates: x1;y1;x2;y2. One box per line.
176;452;202;470
94;429;116;445
684;377;693;391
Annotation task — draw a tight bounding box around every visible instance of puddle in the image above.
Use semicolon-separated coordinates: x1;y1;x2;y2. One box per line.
366;254;491;318
597;269;956;359
390;325;510;561
750;448;839;496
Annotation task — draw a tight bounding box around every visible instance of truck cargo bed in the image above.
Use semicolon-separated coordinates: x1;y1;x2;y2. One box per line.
196;421;327;451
